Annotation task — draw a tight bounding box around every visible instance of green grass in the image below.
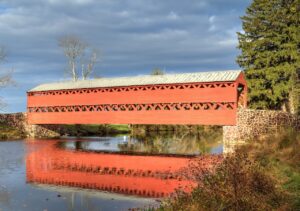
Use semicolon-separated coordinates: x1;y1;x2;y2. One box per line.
60;124;131;136
0;124;26;140
108;124;131;132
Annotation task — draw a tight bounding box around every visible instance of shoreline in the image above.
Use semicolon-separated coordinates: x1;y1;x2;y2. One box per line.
0;123;26;141
0;121;222;140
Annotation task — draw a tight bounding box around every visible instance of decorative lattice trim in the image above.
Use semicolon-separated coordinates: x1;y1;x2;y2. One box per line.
28;102;236;113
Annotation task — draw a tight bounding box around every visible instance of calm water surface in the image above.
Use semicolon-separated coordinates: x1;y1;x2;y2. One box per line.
0;133;223;211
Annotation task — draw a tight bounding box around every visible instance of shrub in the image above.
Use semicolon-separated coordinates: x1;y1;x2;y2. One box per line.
160;152;289;211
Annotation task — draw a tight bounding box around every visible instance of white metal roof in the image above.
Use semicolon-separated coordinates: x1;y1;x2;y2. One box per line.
29;70;242;92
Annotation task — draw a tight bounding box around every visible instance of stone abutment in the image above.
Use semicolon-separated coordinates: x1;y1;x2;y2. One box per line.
223;109;299;142
0;113;60;138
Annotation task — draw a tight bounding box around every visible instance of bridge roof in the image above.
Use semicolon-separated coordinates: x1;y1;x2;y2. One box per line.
29;70;242;92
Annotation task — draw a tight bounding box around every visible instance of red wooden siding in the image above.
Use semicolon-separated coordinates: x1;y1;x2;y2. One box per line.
27;73;247;125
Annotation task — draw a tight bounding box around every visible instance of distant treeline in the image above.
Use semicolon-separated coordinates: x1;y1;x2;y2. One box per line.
57;124;222;137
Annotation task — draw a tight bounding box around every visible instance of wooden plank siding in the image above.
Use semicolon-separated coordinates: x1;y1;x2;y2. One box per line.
27;72;247;125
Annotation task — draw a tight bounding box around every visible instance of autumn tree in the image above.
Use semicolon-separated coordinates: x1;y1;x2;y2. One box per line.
58;35;99;81
237;0;299;113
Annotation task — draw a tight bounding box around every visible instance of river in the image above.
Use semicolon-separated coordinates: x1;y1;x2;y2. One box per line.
0;132;223;211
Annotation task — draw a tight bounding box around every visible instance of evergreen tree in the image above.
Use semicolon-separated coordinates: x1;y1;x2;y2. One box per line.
237;0;300;113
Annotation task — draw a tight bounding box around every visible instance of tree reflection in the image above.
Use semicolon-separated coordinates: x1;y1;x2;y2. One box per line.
118;128;222;155
55;127;223;155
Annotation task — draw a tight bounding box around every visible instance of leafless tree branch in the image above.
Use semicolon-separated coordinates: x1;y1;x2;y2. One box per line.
81;48;99;80
0;46;14;110
0;72;13;88
58;35;88;81
0;46;7;64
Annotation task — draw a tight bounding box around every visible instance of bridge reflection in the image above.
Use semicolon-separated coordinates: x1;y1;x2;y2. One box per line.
26;140;202;198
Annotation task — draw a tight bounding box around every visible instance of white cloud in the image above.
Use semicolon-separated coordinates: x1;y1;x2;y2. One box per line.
218;38;237;47
208;15;216;31
117;10;130;17
209;15;215;23
218;27;239;47
167;11;179;20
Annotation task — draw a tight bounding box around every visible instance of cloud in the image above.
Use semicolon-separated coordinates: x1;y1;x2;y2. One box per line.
48;0;95;5
167;11;179;20
208;15;216;31
0;0;251;112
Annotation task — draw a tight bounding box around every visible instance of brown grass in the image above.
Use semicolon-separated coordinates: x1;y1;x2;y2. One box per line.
157;128;300;211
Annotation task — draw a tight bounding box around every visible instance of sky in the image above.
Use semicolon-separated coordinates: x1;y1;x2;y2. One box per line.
0;0;251;113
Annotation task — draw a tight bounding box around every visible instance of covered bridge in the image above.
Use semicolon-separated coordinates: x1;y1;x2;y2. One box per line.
27;70;247;125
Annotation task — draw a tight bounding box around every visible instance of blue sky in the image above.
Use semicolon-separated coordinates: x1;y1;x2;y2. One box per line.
0;0;251;113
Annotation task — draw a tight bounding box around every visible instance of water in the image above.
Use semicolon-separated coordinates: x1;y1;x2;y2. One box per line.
0;133;223;211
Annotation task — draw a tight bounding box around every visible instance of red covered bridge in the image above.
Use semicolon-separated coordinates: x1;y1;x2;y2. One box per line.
27;70;247;125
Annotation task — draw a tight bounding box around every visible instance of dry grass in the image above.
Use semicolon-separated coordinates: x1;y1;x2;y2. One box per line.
157;128;300;211
0;123;25;140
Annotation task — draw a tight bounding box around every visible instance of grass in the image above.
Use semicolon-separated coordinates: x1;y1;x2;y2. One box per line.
157;128;300;211
60;124;131;136
0;123;26;140
247;128;300;209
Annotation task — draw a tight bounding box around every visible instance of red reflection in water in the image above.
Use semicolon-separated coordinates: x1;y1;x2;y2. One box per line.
25;140;216;198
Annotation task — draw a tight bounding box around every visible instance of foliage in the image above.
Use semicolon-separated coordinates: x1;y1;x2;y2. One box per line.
122;128;222;155
245;128;300;209
151;68;165;75
160;154;287;211
158;128;299;211
0;124;25;140
60;124;130;136
132;124;222;134
237;0;300;113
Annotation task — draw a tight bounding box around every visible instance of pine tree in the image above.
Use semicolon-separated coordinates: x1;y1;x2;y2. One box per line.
237;0;300;113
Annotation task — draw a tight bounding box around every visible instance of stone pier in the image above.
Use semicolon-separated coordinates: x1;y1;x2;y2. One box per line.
223;109;299;142
0;113;60;138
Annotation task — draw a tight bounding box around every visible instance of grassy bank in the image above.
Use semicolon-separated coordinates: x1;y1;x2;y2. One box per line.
158;128;300;210
60;124;131;136
0;124;26;140
131;125;222;136
59;124;221;137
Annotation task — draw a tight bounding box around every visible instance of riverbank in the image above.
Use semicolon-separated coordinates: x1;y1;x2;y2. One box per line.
131;125;221;135
51;124;222;137
0;123;131;140
0;120;223;140
59;124;131;136
0;123;26;140
158;128;300;210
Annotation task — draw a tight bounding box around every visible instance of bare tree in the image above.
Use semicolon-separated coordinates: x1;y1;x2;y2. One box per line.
0;47;6;62
0;46;13;109
58;35;99;81
0;46;13;87
81;48;99;80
